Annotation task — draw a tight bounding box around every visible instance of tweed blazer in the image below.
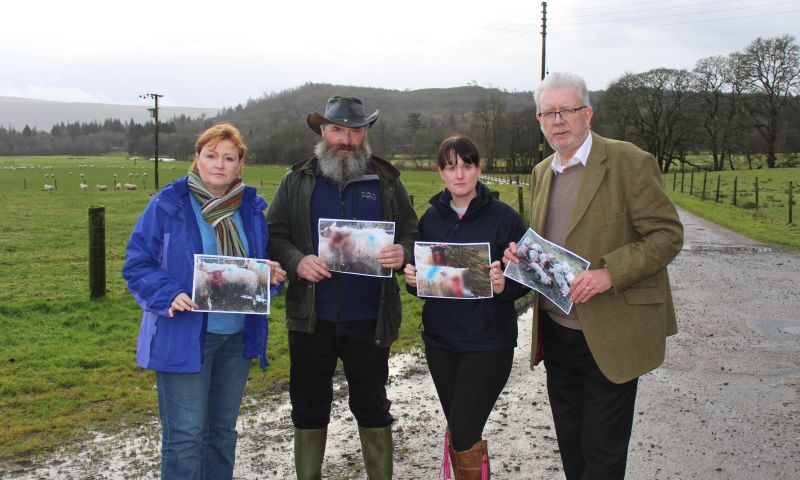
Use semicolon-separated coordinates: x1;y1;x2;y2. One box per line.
529;132;684;384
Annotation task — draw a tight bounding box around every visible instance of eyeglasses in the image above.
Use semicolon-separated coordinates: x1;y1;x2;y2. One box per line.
536;106;588;121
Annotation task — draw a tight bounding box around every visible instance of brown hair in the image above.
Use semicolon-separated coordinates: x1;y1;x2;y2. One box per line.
190;123;247;171
436;135;481;170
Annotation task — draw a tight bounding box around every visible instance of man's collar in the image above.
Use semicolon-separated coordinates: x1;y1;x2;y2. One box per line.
551;133;593;174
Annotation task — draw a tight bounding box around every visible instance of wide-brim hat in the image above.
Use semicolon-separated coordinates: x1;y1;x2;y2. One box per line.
307;96;380;135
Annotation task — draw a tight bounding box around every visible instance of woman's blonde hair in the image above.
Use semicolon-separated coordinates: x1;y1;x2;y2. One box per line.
190;123;247;171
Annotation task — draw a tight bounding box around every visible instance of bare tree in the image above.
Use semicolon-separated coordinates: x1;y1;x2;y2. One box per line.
600;68;694;172
739;35;800;168
473;93;506;170
693;54;748;170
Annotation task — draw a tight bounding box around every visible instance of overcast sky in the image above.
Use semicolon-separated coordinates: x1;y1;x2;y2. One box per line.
3;0;798;108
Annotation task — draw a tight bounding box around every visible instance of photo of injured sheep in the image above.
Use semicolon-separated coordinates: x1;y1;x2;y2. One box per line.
318;219;396;278
414;242;493;299
191;254;271;315
503;229;590;314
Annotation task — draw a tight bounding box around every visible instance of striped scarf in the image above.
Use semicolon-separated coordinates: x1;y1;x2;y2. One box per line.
188;170;246;257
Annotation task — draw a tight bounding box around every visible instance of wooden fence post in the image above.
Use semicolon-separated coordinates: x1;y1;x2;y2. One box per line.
790;182;794;224
733;176;738;206
715;175;721;203
89;207;106;299
702;171;707;200
409;195;414;207
689;170;694;196
517;186;525;220
680;169;685;193
673;171;677;191
23;178;27;190
755;177;759;213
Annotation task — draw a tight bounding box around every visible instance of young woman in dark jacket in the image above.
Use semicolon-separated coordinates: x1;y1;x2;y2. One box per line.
404;136;528;479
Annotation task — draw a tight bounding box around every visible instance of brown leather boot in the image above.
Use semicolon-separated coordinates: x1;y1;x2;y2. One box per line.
453;440;490;480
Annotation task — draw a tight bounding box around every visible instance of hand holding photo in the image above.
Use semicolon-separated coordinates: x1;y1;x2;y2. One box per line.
318;219;396;278
503;229;589;314
414;242;493;299
192;254;271;315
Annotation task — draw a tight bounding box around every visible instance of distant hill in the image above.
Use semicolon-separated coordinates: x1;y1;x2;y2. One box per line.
0;96;219;131
218;82;536;131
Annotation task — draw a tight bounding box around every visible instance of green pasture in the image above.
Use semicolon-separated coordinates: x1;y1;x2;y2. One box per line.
0;155;532;462
663;167;800;248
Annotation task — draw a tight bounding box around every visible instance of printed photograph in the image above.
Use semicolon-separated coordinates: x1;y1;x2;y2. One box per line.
414;242;493;299
503;229;590;314
318;219;396;278
192;254;271;315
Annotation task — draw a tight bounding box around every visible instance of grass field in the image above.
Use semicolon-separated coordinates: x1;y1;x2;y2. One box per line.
663;167;800;248
0;155;532;461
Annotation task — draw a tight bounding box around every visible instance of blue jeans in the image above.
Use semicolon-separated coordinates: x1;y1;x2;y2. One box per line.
156;332;251;480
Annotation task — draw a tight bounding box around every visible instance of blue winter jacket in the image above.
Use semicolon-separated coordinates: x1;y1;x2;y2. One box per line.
122;176;278;373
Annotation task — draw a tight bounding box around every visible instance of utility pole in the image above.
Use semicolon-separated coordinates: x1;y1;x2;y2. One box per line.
140;93;163;190
538;1;548;165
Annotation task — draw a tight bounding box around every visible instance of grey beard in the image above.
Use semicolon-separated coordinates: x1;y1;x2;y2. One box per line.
315;140;371;185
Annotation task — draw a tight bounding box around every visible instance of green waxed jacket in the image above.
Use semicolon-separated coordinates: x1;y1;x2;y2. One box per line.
266;155;418;347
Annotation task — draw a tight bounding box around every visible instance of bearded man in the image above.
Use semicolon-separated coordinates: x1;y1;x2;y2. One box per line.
267;96;417;479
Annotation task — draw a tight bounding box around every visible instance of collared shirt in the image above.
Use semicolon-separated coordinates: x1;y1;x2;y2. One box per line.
550;133;593;174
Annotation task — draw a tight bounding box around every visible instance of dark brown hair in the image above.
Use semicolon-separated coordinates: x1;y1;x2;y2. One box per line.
436;135;480;170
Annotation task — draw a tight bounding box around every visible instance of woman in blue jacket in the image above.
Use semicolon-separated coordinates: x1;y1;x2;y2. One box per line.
122;123;285;479
404;136;528;479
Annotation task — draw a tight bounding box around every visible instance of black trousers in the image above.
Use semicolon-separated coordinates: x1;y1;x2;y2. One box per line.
288;319;393;429
542;313;638;480
425;343;514;451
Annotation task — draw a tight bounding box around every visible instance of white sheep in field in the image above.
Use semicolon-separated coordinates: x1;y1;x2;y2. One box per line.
243;259;270;298
128;173;133;177
417;265;470;298
114;183;122;191
96;184;108;191
80;183;89;191
124;183;138;190
43;184;55;192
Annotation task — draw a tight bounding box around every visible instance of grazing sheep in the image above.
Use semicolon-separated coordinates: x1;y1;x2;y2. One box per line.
114;183;122;191
80;183;89;191
96;184;108;191
124;183;138;190
43;184;56;192
128;173;134;177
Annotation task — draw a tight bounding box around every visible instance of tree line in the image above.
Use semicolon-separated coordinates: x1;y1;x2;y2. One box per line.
1;35;797;172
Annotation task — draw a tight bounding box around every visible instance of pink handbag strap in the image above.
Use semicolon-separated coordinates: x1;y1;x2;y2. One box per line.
440;430;452;480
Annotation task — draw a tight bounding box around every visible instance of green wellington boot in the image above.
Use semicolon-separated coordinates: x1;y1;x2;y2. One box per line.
358;425;393;479
294;427;327;480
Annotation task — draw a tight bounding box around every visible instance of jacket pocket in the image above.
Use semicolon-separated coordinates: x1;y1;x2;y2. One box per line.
623;287;664;305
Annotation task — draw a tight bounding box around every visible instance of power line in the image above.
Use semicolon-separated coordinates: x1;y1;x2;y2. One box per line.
548;1;800;27
549;8;800;34
548;0;767;19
